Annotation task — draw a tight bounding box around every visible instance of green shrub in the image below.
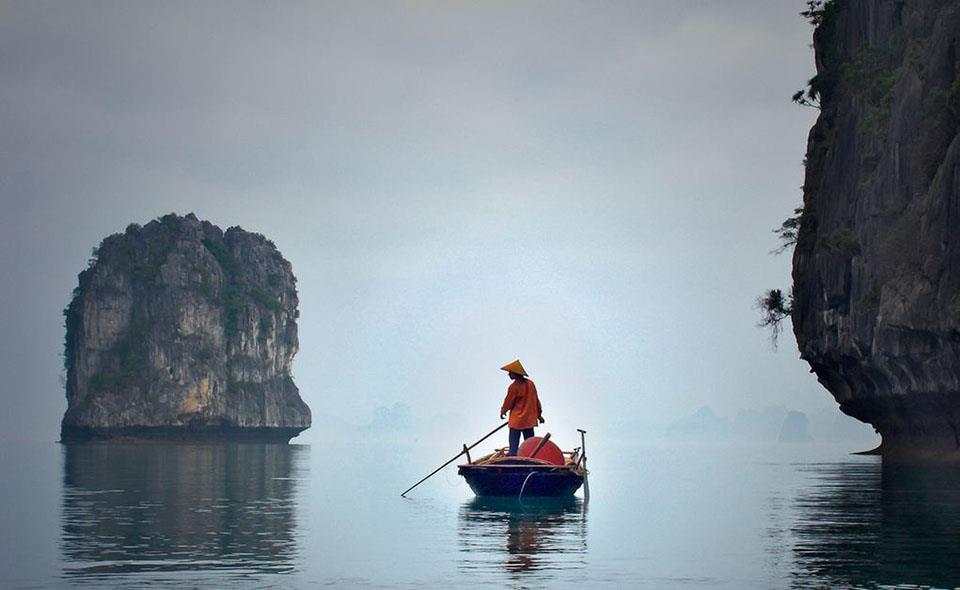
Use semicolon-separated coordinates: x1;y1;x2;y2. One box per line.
859;279;881;308
202;238;237;275
793;1;848;107
756;288;793;349
819;228;862;256
221;284;246;335
249;286;283;312
86;320;150;394
772;206;804;254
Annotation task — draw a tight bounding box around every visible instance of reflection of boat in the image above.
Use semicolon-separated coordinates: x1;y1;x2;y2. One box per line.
459;496;587;579
458;433;588;497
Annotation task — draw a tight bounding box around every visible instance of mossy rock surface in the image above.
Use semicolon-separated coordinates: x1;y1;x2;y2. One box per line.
61;213;311;441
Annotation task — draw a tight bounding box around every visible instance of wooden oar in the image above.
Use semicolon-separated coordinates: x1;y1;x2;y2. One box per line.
529;432;552;458
576;428;587;467
578;428;589;502
400;422;509;497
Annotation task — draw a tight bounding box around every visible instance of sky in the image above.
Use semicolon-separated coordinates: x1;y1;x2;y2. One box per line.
0;1;845;445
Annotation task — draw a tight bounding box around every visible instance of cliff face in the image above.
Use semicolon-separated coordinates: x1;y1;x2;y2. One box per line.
61;213;311;442
794;0;960;457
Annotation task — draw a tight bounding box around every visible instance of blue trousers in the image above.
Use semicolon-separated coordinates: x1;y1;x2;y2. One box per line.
508;427;535;456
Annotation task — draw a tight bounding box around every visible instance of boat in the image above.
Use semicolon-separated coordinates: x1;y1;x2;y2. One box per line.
457;432;588;498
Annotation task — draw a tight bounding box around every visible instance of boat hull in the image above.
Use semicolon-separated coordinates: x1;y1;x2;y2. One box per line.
458;464;584;497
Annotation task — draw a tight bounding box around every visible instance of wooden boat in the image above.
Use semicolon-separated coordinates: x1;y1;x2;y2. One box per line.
400;426;590;499
457;433;588;498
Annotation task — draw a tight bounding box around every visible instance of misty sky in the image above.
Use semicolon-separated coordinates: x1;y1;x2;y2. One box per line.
0;1;839;445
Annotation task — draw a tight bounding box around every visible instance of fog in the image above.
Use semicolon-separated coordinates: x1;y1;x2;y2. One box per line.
0;1;873;447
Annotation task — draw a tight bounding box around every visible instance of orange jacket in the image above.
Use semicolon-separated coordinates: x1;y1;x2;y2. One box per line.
500;378;542;430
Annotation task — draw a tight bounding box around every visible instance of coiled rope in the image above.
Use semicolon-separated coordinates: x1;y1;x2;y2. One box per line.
518;471;537;501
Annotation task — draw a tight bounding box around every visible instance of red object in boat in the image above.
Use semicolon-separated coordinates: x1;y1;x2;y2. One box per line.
517;436;565;465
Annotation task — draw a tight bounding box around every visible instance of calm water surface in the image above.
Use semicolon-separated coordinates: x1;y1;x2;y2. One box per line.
2;438;960;588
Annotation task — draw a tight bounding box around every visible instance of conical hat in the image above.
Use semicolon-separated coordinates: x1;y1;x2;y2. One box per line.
500;359;528;376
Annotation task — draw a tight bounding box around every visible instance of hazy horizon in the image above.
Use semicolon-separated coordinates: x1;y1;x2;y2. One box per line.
0;1;853;446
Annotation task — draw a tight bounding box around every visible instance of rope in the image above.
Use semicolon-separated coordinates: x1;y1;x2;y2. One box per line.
518;471;537;502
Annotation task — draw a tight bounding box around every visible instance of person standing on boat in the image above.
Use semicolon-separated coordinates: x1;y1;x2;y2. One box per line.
499;359;545;456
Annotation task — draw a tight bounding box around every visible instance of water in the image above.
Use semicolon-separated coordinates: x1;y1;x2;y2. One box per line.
3;439;960;589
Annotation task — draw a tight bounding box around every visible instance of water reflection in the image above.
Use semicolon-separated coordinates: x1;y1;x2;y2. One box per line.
458;497;587;584
790;459;960;588
61;443;305;584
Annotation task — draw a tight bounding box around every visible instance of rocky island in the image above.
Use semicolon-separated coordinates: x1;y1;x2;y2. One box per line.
61;213;311;442
792;0;960;458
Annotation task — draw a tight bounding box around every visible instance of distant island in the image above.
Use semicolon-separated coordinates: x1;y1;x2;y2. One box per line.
663;405;876;446
60;213;311;442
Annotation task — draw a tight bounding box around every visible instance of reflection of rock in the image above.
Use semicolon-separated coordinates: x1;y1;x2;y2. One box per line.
778;411;813;443
61;442;304;577
458;497;586;581
790;460;960;587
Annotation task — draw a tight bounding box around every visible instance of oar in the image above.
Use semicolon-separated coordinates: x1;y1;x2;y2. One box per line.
578;428;589;503
529;432;552;458
400;422;509;498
